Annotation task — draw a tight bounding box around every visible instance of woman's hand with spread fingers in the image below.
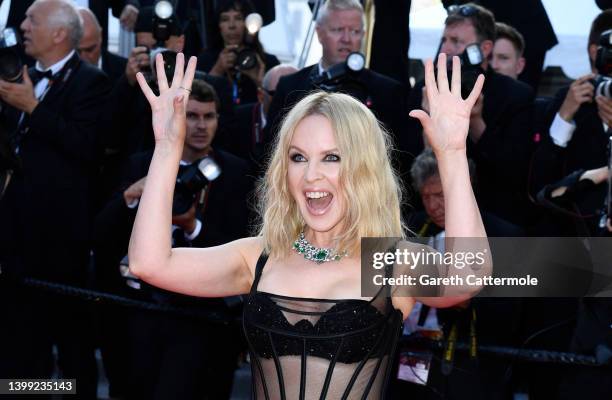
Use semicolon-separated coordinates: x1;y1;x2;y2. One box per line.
409;53;485;154
136;52;198;145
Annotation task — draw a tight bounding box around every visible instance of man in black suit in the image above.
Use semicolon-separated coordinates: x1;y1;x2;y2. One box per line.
94;79;250;400
78;6;127;85
442;0;557;90
0;0;110;396
408;3;534;227
265;0;414;173
532;10;612;195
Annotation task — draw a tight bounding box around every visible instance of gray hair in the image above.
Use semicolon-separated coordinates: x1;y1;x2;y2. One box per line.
315;0;364;27
78;6;102;34
45;0;83;49
411;147;476;191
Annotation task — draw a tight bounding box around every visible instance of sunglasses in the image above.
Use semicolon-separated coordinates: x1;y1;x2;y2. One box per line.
447;4;478;17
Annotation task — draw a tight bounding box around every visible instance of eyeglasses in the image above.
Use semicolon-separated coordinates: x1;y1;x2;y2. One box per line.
447;4;478;17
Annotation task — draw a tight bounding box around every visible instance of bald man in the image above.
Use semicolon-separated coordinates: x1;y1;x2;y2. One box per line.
78;6;127;84
217;64;298;163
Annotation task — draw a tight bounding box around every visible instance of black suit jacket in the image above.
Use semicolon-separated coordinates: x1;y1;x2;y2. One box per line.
102;50;128;85
264;65;414;175
0;52;111;283
531;86;609;194
408;70;535;226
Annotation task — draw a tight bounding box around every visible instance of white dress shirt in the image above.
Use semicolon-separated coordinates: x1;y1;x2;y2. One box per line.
34;50;76;100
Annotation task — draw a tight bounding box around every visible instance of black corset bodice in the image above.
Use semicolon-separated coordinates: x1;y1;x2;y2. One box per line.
242;254;403;400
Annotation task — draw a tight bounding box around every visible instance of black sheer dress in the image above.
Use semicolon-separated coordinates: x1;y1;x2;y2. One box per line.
242;254;404;399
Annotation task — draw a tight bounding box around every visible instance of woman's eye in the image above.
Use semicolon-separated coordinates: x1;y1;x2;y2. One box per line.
290;153;306;162
325;154;340;162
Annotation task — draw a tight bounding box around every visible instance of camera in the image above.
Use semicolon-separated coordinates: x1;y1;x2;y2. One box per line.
593;29;612;99
311;52;369;101
136;1;181;83
0;28;23;83
173;156;221;215
456;43;484;99
434;44;483;99
232;13;264;71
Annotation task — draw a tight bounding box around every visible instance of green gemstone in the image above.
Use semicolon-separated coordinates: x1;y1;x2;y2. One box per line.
315;250;327;260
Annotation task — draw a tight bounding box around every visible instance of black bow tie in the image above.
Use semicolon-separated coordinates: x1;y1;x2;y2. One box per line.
32;69;55;83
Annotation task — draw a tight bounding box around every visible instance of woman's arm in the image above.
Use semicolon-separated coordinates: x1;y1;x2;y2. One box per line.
127;53;256;297
409;54;492;307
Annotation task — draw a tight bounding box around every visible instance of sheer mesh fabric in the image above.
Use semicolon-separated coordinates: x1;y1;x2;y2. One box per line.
242;254;403;399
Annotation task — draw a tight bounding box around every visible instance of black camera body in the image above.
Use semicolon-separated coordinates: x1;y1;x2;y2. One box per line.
456;43;484;99
172;157;221;215
593;29;612;99
311;52;369;102
0;28;23;84
233;47;258;71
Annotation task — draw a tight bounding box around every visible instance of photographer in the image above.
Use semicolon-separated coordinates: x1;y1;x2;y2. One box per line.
0;0;110;395
199;0;280;105
407;3;534;228
94;79;251;399
101;6;234;198
531;10;612;204
264;0;411;177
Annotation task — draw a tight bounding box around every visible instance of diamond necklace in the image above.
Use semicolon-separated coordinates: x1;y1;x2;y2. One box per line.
292;231;348;264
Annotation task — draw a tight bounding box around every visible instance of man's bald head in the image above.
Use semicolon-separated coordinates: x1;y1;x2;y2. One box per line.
21;0;83;66
77;7;102;65
261;64;299;114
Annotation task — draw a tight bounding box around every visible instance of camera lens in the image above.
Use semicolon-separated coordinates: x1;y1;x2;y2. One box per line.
0;49;23;83
236;49;257;70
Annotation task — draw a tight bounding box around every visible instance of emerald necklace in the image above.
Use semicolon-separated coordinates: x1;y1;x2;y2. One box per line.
292;231;348;264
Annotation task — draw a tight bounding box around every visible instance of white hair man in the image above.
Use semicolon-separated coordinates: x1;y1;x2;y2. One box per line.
264;0;413;178
0;1;110;395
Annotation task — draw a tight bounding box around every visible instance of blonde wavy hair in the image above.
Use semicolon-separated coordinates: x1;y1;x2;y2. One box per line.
256;91;405;258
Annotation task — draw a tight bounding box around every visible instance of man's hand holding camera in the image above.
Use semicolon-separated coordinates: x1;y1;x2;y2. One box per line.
126;46;150;86
0;66;39;114
559;74;595;122
210;45;239;76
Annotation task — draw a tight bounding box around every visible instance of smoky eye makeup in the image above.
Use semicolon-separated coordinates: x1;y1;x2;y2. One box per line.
324;153;341;162
289;152;306;162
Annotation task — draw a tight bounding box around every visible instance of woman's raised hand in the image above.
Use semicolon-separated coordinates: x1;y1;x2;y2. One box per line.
136;53;198;145
409;53;484;154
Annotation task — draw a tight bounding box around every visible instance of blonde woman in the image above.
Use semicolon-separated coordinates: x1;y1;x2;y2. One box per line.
129;52;489;399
